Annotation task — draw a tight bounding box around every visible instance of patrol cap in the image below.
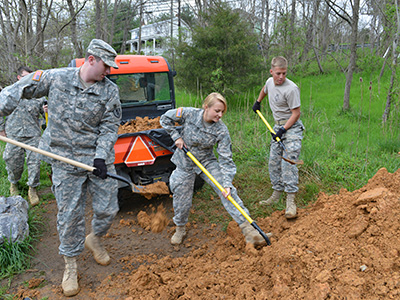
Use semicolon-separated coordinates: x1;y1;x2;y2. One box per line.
87;39;119;69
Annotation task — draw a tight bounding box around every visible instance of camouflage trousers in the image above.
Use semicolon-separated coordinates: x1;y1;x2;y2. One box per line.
3;136;41;187
269;120;304;193
170;162;250;227
51;165;119;257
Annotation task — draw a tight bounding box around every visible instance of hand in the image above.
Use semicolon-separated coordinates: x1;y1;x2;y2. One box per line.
93;158;107;179
272;126;287;141
175;137;185;150
222;187;231;198
252;101;261;113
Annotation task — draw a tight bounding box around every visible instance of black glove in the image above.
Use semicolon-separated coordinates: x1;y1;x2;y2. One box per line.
93;158;107;179
252;101;261;113
272;126;287;141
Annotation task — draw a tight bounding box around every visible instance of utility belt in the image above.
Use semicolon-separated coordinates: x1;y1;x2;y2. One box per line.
274;119;289;125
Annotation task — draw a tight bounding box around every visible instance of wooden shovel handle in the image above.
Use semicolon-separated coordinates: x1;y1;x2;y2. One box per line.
0;135;95;172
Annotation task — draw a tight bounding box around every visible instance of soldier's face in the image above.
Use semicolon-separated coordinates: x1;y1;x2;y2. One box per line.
17;70;30;81
90;56;111;81
270;67;287;85
203;101;225;123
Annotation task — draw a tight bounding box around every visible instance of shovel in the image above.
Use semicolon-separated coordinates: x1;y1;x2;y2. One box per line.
255;110;303;165
0;135;144;193
182;146;271;246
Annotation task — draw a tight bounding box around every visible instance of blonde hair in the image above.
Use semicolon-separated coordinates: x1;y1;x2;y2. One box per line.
271;56;288;69
203;92;227;113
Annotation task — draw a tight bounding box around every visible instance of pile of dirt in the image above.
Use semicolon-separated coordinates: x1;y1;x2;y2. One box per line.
118;116;162;134
95;167;400;299
138;181;170;200
7;167;400;299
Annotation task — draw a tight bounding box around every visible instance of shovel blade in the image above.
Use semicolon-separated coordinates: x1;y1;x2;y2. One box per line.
281;156;304;165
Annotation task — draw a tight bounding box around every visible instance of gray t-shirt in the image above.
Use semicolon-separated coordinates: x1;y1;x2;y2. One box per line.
264;77;301;121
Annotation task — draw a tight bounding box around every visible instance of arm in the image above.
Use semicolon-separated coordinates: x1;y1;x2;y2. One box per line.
252;85;267;113
0;71;50;117
160;107;185;143
256;85;267;103
283;107;301;131
95;91;121;162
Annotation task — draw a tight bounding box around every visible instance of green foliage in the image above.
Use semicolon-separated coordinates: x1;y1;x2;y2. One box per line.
356;50;385;74
175;2;264;95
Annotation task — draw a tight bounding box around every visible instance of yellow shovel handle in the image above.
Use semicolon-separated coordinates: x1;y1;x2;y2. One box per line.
256;110;282;143
182;146;271;245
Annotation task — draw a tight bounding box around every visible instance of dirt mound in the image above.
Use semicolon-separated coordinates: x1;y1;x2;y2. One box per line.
92;167;400;299
118;116;162;134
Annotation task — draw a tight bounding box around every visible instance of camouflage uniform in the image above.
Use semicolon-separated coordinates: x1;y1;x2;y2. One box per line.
0;97;45;188
269;121;304;193
160;107;250;226
0;67;121;257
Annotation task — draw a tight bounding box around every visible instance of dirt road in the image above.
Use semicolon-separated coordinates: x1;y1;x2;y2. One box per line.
4;167;400;299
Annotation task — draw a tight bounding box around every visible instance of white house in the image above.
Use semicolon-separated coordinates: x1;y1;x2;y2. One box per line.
127;17;191;55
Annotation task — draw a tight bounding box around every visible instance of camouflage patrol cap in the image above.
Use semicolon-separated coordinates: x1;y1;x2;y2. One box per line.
87;39;119;69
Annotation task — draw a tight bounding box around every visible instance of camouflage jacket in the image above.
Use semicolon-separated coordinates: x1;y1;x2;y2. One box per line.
0;97;45;137
160;107;236;188
0;68;121;170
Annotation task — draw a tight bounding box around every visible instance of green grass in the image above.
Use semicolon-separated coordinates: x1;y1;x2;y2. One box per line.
175;69;400;226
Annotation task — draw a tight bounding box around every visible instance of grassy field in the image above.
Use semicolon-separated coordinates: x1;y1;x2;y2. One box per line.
176;70;400;224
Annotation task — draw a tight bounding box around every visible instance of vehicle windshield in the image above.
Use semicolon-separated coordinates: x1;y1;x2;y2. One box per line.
107;72;171;106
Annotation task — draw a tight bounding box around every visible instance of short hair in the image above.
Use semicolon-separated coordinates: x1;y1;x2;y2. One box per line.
271;56;288;69
85;52;101;62
17;66;33;76
203;92;227;113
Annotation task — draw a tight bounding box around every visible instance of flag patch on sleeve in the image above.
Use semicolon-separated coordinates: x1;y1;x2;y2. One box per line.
176;107;183;118
32;70;43;81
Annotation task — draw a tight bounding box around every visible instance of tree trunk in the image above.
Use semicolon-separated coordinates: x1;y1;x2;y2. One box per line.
382;0;400;122
95;0;102;39
342;0;360;111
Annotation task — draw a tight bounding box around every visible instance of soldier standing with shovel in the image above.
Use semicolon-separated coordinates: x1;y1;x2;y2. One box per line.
252;56;305;219
0;39;121;297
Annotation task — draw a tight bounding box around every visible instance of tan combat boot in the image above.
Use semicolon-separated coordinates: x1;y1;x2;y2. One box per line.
62;256;80;297
285;193;297;219
28;187;39;206
85;232;111;265
170;226;186;245
9;183;19;196
239;222;273;246
259;190;282;205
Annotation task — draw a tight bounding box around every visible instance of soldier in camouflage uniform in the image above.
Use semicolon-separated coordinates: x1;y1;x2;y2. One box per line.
252;56;304;219
0;66;46;206
161;92;271;246
0;39;121;297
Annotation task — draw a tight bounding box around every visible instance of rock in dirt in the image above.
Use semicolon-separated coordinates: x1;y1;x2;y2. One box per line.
0;196;29;244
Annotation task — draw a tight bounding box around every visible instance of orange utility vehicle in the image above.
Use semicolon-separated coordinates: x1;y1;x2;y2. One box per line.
68;55;182;198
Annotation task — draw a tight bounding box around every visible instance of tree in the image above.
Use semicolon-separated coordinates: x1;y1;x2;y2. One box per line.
382;1;400;123
175;2;264;95
326;0;360;111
